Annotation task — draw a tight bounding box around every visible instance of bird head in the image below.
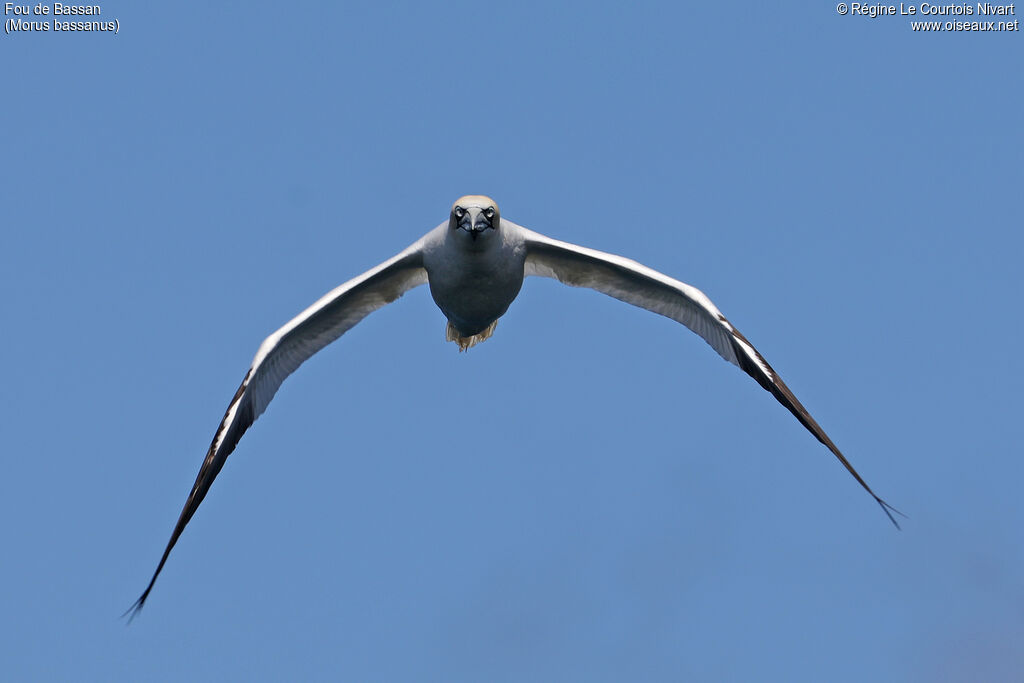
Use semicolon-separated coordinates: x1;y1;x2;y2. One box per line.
449;195;500;242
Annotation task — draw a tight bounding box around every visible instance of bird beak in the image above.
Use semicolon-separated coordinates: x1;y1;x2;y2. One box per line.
469;209;486;233
461;209;493;240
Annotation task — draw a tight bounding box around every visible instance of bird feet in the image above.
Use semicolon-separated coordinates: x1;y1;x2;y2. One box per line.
446;320;498;351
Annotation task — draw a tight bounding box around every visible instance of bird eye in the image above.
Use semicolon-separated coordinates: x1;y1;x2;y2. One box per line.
484;208;495;218
454;207;465;218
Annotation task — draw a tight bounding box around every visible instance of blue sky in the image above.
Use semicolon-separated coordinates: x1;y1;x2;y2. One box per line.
2;2;1022;681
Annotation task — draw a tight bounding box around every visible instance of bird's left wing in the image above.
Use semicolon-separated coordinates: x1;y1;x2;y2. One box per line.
127;239;428;618
518;225;900;527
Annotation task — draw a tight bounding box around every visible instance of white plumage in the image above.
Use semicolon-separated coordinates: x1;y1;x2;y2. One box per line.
127;194;899;618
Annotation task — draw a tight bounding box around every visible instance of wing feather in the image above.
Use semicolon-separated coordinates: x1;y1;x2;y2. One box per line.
126;241;427;618
519;227;900;527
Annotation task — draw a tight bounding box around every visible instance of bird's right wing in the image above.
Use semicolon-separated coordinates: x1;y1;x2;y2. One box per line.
127;238;429;617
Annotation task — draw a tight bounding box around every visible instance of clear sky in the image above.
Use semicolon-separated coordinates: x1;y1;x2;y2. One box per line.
2;2;1022;681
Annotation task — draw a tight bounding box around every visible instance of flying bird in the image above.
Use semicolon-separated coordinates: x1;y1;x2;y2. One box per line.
128;195;899;617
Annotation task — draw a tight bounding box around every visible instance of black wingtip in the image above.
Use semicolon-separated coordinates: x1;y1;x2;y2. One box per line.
875;496;906;530
121;588;152;625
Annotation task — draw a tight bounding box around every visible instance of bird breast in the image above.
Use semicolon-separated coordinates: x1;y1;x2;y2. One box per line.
424;240;526;336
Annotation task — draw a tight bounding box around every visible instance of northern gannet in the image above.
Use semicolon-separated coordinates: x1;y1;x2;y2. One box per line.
127;195;900;618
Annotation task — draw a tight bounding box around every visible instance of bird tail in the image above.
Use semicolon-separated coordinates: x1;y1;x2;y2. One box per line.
446;320;497;351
